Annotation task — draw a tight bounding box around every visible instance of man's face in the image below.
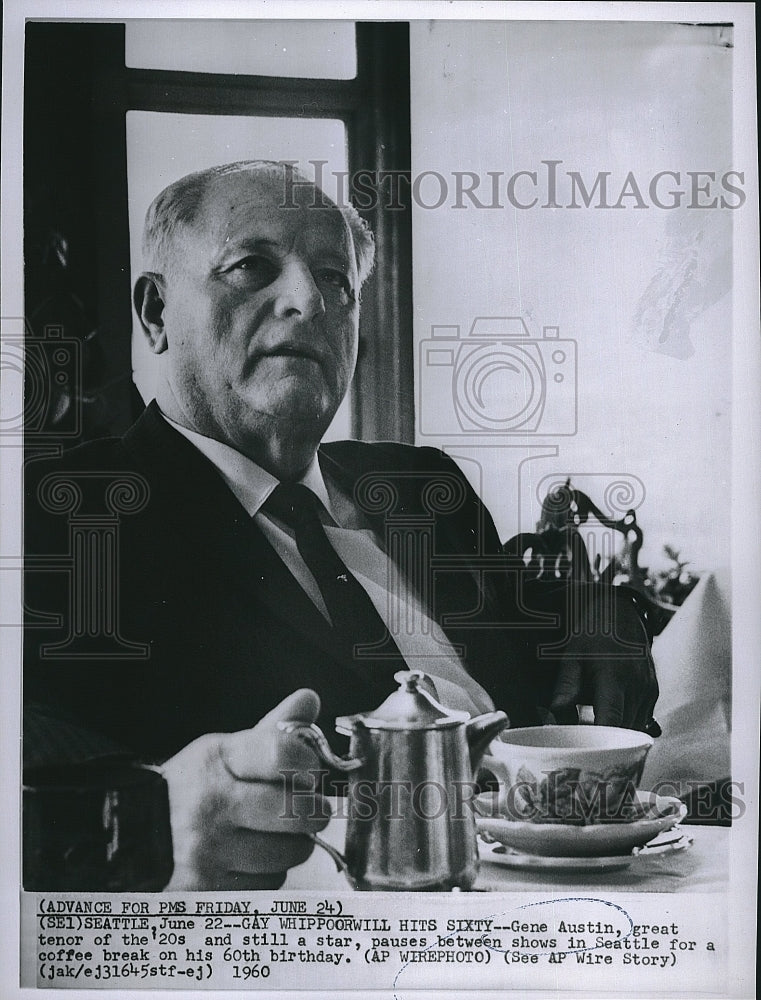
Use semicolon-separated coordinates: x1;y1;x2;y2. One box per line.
157;171;360;457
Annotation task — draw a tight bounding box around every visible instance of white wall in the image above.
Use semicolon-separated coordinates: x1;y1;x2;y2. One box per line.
410;21;733;575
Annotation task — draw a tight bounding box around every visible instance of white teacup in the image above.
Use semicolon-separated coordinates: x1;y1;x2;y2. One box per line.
480;725;654;825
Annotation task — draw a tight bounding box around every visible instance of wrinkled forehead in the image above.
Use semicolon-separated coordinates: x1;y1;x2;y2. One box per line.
187;170;354;261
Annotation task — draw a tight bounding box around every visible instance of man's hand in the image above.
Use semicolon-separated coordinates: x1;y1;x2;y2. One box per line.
162;690;330;890
549;586;659;731
550;653;659;730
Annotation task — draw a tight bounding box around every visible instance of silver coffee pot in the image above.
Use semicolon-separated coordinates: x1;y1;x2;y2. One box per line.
280;670;508;891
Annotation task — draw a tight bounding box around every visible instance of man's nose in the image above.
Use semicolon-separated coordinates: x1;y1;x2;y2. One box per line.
272;258;324;320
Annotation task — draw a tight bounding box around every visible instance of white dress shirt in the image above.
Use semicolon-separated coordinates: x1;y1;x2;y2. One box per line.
162;412;494;715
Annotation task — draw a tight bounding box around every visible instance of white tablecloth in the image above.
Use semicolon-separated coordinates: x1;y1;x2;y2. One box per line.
286;813;728;894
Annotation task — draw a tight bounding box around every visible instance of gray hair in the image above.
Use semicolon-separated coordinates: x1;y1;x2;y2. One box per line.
141;160;375;286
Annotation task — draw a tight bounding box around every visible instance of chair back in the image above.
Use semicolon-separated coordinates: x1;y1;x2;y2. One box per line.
503;480;675;638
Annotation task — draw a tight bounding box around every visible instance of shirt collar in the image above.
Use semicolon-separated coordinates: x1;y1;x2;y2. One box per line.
160;411;334;519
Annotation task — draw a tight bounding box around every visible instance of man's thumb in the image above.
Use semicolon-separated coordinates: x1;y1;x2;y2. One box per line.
260;688;321;728
221;689;321;780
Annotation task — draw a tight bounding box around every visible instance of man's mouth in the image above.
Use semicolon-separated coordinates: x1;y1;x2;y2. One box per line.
258;345;323;366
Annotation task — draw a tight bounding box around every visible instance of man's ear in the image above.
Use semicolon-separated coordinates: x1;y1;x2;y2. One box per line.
134;273;168;354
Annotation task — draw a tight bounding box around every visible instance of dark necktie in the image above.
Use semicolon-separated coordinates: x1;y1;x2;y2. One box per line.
263;482;409;669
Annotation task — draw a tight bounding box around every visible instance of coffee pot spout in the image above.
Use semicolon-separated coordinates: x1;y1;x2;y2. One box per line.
465;711;509;771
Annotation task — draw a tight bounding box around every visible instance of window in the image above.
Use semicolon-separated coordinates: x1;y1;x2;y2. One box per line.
125;20;358;79
24;21;413;445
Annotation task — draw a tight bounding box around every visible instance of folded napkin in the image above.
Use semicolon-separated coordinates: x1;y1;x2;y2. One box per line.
641;570;731;788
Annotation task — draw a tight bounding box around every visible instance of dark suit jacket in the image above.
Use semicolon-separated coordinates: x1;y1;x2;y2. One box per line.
24;402;544;767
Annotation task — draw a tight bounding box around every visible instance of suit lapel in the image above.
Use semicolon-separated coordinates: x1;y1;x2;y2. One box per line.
123;408;499;692
122;403;342;665
318;442;493;639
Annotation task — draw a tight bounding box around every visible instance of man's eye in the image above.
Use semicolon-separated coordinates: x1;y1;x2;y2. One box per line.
315;269;356;303
228;256;277;280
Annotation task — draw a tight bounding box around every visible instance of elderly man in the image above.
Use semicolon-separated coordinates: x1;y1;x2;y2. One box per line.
24;161;658;889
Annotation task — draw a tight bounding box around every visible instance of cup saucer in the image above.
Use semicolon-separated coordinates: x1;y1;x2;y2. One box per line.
477;828;693;873
475;789;686;857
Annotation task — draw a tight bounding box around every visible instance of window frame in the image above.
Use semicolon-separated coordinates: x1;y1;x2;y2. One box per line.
110;21;414;443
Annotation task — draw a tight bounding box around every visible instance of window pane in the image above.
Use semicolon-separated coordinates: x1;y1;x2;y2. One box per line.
125;20;357;79
127;111;353;440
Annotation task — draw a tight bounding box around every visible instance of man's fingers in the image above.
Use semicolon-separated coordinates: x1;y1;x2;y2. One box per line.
166;838;304;891
588;664;627;728
631;663;660;732
213;872;288;891
204;830;317;874
552;704;581;725
550;659;583;711
593;652;658;731
551;647;659;731
222;689;321;780
224;782;332;833
160;692;330;890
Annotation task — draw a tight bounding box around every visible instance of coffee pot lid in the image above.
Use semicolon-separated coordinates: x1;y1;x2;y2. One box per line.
336;670;469;733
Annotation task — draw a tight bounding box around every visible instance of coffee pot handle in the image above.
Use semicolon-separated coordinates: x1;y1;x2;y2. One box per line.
277;721;359;883
277;720;364;772
310;833;350;875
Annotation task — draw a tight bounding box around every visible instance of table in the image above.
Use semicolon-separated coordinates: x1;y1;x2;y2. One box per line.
285;812;729;894
287;570;733;894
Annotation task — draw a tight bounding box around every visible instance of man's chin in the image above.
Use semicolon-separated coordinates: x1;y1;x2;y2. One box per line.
237;390;339;436
228;398;339;479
